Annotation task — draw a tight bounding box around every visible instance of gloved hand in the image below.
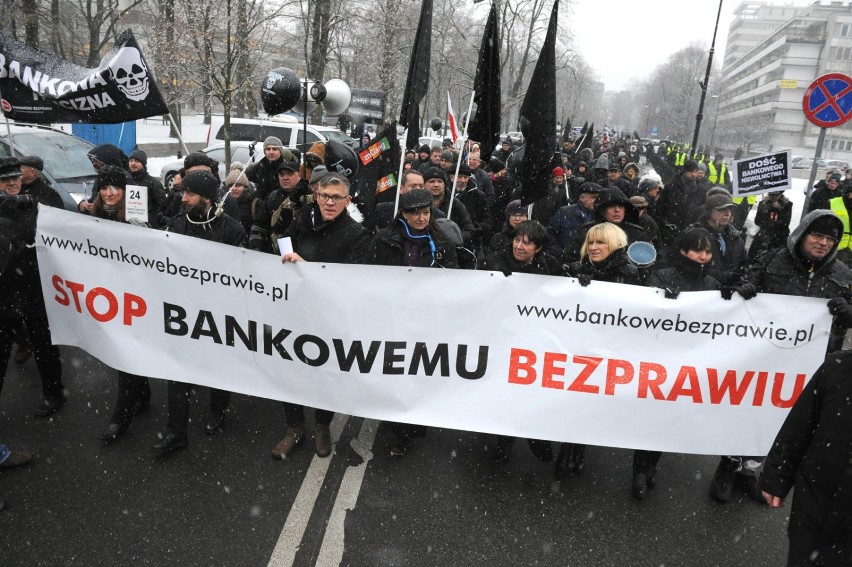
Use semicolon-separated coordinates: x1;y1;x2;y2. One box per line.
736;282;757;300
501;267;512;277
577;273;592;287
828;297;852;326
720;285;735;300
248;227;267;251
127;217;147;227
664;286;680;300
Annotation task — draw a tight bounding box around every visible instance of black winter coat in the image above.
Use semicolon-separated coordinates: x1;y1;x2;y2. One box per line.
245;156;283;201
760;351;852;566
646;252;721;293
129;168;168;227
569;248;640;286
690;217;747;284
480;245;564;276
287;203;368;264
368;219;458;269
167;210;246;247
749;210;852;352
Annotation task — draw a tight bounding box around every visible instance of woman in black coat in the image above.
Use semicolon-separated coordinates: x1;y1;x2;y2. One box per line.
367;189;458;456
368;189;459;270
482;221;566;465
88;166;153;443
554;223;640;479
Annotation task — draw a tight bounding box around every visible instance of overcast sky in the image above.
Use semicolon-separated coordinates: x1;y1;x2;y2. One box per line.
568;0;818;92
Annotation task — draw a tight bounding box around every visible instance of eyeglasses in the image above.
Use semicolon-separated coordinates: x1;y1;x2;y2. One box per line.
809;233;838;244
509;213;528;219
316;192;349;204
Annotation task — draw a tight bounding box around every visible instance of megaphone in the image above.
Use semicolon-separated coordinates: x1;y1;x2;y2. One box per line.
260;67;302;116
293;78;352;115
322;79;351;115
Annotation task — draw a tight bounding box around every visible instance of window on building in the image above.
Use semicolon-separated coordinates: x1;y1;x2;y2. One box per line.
840;23;852;37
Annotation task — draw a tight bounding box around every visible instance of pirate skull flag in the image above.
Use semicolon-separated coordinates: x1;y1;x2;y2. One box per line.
0;29;168;123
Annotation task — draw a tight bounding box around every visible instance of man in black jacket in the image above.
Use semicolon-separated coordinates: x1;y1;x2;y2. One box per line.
760;351;852;567
151;171;246;455
272;173;368;460
709;210;852;505
0;157;67;416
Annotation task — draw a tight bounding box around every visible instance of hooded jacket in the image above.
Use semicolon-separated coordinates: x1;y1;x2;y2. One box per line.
750;209;852;352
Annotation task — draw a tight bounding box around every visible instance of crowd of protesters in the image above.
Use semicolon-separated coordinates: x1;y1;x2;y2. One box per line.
1;128;851;565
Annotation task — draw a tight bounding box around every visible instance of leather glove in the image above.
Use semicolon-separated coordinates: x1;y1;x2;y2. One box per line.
501;267;512;277
248;226;268;251
664;286;680;300
828;297;852;326
577;273;592;287
720;285;735;300
736;282;757;300
127;218;147;227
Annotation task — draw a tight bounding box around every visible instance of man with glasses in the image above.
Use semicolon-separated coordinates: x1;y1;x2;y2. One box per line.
711;210;852;505
272;173;369;460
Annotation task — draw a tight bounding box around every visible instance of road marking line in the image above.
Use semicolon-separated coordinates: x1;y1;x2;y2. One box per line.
267;413;348;567
315;418;379;567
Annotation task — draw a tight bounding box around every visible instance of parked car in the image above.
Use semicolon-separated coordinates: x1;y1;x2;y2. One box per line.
0;123;96;211
792;157;828;170
825;159;849;170
158;141;260;191
206;116;357;151
503;131;523;145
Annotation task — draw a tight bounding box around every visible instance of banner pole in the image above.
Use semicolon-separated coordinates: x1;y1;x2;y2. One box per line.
167;111;189;157
447;91;476;220
393;127;408;217
0;85;17;157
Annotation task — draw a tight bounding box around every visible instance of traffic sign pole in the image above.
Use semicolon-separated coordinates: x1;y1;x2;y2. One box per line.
801;127;826;219
800;73;852;220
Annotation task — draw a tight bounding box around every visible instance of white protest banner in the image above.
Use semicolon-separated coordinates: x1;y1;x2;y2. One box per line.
732;149;792;197
124;184;148;224
35;207;833;455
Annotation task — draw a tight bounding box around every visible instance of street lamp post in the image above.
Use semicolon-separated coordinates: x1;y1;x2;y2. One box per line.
709;94;720;154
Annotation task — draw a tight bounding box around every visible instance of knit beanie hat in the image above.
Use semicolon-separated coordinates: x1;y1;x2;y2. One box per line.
129;149;148;166
182;170;220;202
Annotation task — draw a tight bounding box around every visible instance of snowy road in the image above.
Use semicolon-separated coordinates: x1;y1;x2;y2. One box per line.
0;345;789;566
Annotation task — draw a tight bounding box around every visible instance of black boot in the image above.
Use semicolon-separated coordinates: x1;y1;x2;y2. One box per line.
646;466;657;490
631;472;647;500
527;439;553;462
733;473;767;504
571;444;586;475
492;436;513;464
555;444;571;478
710;457;738;503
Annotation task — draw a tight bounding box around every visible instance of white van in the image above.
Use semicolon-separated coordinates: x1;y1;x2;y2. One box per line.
206;116;356;152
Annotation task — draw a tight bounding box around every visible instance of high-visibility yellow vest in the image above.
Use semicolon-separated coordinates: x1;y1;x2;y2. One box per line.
666;146;673;155
675;151;686;167
732;195;757;205
829;196;850;250
708;162;727;184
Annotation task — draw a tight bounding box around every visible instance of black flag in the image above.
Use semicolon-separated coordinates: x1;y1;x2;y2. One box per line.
0;29;168;123
398;0;433;150
519;0;558;206
467;1;501;162
560;117;572;144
